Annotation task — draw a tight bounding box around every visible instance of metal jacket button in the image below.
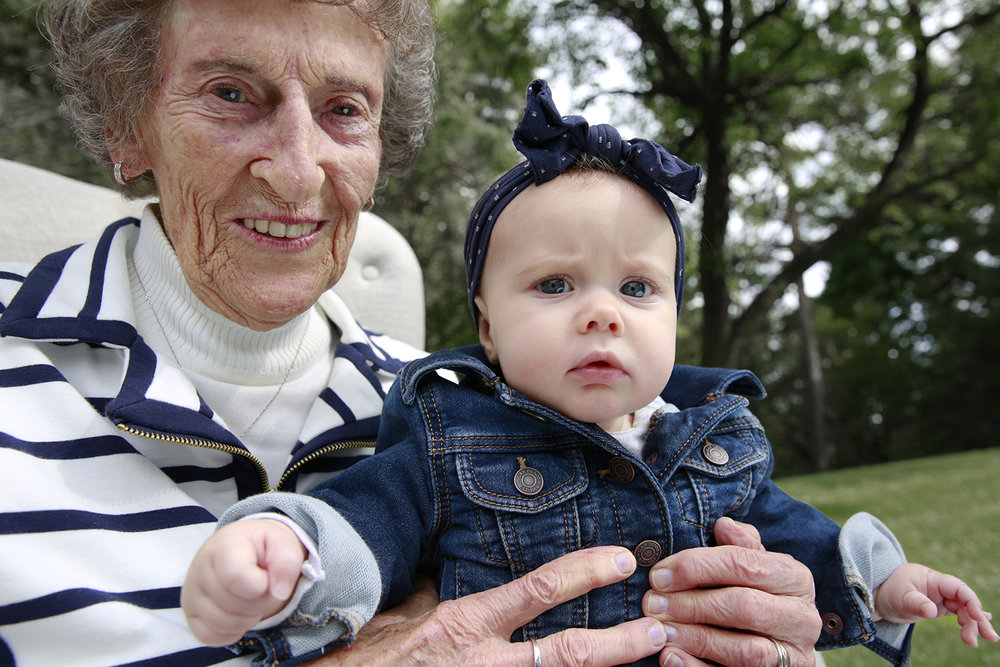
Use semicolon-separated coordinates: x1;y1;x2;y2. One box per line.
633;540;662;567
822;612;844;635
513;456;544;496
608;456;635;483
702;441;729;466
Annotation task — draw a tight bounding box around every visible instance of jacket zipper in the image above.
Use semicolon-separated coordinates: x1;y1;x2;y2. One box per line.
274;440;375;491
116;422;271;491
118;422;376;492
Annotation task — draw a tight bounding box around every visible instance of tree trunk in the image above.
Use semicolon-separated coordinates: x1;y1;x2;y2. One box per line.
698;111;734;368
790;207;829;472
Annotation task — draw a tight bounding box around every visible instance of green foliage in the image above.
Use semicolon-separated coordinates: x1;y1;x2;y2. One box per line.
779;449;1000;665
525;0;1000;474
3;0;998;478
377;0;547;351
0;0;105;184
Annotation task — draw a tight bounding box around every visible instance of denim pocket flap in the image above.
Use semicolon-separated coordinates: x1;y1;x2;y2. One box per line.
677;435;766;477
456;448;589;513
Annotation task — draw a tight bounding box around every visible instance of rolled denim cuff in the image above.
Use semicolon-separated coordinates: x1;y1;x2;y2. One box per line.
218;492;382;664
839;512;910;651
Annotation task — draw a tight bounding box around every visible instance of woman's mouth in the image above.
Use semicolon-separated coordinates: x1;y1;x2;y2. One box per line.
242;218;319;239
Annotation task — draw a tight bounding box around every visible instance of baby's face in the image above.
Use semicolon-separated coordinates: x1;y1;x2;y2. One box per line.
475;171;677;432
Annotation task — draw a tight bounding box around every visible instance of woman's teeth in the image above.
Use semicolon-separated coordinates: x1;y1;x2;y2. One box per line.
242;219;317;239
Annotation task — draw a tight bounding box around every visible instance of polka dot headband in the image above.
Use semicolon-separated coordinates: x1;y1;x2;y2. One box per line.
464;79;702;320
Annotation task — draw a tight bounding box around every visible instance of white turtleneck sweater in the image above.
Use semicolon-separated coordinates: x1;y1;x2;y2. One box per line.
128;206;337;483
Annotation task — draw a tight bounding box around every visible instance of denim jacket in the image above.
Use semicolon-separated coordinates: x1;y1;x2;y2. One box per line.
231;346;911;665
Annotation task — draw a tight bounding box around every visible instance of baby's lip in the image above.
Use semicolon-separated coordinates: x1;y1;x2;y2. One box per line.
572;351;624;371
568;352;626;382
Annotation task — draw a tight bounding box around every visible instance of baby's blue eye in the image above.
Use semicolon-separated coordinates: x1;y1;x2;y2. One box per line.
621;280;651;297
213;87;244;103
538;278;571;294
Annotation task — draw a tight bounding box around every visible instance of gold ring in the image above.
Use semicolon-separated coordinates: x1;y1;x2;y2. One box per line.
769;637;791;667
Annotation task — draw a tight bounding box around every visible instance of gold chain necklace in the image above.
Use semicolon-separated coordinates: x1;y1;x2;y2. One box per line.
133;263;308;440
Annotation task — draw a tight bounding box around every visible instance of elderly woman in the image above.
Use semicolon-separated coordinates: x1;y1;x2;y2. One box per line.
0;0;824;665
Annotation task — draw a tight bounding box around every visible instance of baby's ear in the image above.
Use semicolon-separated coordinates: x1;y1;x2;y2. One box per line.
474;295;500;364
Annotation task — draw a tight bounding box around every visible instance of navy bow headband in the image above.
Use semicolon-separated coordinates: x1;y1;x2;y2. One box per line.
465;79;702;320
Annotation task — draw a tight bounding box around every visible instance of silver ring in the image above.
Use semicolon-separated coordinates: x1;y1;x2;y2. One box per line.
113;162;127;186
769;637;791;667
530;638;542;667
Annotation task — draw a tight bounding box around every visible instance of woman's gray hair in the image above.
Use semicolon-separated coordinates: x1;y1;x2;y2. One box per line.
43;0;436;198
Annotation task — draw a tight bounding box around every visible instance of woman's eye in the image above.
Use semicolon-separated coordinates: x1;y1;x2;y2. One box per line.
621;280;652;298
538;278;571;294
331;104;357;116
213;86;245;104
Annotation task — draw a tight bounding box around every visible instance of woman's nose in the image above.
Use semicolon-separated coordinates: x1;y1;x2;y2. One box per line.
249;96;328;204
577;295;624;335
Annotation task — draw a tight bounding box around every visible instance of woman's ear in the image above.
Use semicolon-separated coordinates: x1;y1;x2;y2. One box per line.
474;295;499;365
105;125;149;180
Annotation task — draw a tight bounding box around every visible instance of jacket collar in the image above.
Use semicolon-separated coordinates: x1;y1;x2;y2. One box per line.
1;218;407;495
401;345;766;411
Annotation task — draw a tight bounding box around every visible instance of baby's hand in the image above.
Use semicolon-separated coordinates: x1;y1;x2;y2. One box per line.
181;518;307;646
874;562;999;647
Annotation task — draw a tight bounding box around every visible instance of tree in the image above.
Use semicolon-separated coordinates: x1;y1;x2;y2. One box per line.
375;0;548;351
0;0;105;184
535;0;1000;368
523;0;1000;472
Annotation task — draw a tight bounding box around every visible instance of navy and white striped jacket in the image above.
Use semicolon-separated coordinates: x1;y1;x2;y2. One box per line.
0;218;419;665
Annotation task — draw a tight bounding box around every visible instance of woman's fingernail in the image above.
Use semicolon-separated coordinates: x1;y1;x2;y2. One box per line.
647;593;668;614
648;622;666;647
651;567;672;589
661;650;684;667
614;552;634;574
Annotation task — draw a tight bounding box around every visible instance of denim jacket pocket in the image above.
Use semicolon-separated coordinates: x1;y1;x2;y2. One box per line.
443;447;594;637
454;447;594;566
669;428;768;548
456;447;589;513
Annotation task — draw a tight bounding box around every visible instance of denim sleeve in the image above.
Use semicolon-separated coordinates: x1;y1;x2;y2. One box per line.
839;512;912;652
745;481;913;665
216;492;382;666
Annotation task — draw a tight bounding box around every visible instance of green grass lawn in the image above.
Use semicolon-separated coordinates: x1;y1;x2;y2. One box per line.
777;448;1000;666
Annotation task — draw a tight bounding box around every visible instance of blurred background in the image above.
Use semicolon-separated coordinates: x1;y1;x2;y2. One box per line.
2;0;998;479
3;1;999;663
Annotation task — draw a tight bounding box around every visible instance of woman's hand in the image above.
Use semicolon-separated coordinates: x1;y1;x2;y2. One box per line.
644;517;823;666
306;546;668;666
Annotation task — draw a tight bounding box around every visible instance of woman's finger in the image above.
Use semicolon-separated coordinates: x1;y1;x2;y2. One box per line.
643;584;821;653
649;545;814;598
712;516;765;551
470;546;638;636
661;623;817;667
533;619;669;667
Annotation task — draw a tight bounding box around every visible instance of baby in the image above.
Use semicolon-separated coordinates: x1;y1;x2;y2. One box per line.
182;80;996;665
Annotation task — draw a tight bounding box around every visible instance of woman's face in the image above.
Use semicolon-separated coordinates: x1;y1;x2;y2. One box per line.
126;0;386;330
